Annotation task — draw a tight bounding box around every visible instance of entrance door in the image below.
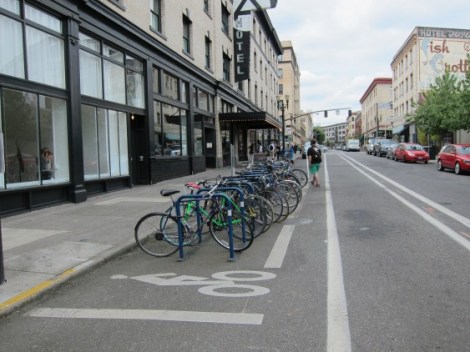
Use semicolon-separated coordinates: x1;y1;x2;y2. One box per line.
130;114;149;185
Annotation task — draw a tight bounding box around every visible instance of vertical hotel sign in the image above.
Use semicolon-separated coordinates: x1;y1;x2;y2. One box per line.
233;0;277;82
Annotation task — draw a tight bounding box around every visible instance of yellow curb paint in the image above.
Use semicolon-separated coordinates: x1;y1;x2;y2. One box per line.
0;268;76;311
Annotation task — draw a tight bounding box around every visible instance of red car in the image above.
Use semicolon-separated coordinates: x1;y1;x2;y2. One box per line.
437;144;470;174
394;143;430;163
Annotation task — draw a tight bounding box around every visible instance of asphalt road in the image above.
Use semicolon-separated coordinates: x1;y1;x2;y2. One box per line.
1;151;469;352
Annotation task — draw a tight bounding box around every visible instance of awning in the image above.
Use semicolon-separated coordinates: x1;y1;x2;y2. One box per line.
392;124;409;135
219;111;282;130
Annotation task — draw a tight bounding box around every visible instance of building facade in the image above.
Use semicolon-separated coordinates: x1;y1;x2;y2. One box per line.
0;0;282;214
391;26;470;143
359;78;393;142
345;111;362;140
322;122;348;146
277;40;303;147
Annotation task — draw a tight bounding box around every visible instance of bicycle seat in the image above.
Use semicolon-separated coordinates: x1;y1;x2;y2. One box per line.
160;189;180;197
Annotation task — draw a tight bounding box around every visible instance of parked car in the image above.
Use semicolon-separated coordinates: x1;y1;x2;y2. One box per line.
365;138;383;154
436;144;470;174
394;143;430;163
385;142;399;159
373;139;396;157
346;139;360;151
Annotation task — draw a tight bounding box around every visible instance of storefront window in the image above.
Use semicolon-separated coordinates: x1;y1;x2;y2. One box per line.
154;102;188;158
0;14;24;78
1;88;69;189
79;32;145;108
162;71;178;100
81;105;129;180
126;55;144;108
0;4;65;88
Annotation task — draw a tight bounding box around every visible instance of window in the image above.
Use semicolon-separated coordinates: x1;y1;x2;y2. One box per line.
205;36;212;69
278;83;283;95
162;71;179;100
81;105;128;180
0;3;65;88
182;15;191;55
79;33;144;107
203;0;209;14
223;53;231;82
153;102;188;158
278;68;283;78
150;0;162;33
221;4;229;35
1;88;69;189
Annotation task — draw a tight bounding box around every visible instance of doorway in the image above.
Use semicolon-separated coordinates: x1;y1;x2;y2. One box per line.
130;114;149;185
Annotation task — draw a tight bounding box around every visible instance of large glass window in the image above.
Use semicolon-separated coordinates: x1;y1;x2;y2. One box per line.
0;14;24;78
0;3;65;88
1;88;69;189
153;102;188;158
79;33;145;108
81;105;129;180
162;71;179;100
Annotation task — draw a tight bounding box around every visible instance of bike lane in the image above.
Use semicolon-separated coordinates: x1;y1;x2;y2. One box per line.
0;173;331;351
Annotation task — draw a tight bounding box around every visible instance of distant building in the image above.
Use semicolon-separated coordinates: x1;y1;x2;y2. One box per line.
321;122;348;145
391;26;470;143
359;78;393;141
278;40;303;147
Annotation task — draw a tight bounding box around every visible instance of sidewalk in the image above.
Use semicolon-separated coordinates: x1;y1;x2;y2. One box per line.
0;167;236;318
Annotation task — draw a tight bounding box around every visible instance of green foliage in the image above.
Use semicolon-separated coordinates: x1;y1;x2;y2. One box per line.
312;127;325;144
413;54;470;135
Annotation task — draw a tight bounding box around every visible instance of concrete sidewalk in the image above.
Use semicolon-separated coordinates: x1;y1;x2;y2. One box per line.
0;167;237;318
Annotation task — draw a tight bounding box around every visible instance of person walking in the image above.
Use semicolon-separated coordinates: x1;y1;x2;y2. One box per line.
307;139;322;187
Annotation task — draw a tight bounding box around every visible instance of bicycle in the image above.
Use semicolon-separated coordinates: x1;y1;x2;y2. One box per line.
134;177;254;257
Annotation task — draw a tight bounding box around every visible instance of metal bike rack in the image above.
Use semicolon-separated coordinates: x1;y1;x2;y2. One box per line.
175;193;237;261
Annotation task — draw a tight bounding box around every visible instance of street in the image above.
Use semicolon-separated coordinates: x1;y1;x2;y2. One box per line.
1;150;469;352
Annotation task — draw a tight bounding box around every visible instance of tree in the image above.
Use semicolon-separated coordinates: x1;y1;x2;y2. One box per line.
413;55;470;135
311;127;325;144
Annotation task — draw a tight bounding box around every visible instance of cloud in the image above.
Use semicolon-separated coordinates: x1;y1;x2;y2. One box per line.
268;0;470;126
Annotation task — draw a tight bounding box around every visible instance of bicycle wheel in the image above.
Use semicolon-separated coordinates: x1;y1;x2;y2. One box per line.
209;209;254;252
262;190;284;223
250;194;274;236
276;182;299;214
245;195;268;238
134;213;179;257
291;169;308;188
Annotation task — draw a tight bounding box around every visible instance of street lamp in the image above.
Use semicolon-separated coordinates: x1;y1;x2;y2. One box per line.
277;94;289;152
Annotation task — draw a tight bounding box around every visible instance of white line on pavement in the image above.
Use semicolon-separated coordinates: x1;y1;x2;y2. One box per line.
324;157;352;352
25;307;264;325
264;225;295;268
340;155;470;251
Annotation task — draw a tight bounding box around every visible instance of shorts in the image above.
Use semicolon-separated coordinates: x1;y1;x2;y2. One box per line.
309;163;320;174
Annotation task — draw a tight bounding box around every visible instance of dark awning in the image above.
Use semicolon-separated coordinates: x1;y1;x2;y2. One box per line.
219;111;281;130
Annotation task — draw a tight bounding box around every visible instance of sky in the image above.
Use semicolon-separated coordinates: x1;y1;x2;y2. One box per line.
267;0;470;126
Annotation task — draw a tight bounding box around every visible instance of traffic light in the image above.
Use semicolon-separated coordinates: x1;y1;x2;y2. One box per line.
324;110;328;118
348;110;352;117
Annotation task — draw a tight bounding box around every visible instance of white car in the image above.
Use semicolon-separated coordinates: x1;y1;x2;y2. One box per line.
346;139;360;151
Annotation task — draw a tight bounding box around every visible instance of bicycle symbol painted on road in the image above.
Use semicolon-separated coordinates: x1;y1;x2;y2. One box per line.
111;270;276;298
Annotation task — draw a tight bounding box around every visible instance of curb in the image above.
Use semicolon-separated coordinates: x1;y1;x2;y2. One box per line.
0;239;136;319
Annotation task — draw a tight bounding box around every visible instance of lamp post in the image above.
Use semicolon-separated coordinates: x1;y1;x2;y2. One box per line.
277;95;289;152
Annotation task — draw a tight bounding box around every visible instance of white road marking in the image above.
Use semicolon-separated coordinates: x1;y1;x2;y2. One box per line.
343;154;470;229
25;307;264;325
324;158;352;352
264;225;295;268
341;155;470;251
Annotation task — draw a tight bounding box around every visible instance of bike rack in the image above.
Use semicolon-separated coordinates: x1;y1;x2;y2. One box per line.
175;192;239;262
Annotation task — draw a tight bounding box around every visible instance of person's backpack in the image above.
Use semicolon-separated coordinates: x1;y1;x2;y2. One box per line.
309;147;322;163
